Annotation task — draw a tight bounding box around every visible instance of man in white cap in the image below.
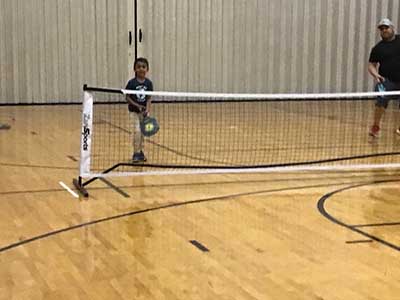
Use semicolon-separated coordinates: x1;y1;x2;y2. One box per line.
368;18;400;137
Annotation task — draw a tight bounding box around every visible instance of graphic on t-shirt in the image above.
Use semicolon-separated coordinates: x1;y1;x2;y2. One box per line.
136;86;147;102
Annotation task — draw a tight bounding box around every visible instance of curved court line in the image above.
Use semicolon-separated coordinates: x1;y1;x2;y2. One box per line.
317;179;400;252
1;173;397;197
0;180;374;254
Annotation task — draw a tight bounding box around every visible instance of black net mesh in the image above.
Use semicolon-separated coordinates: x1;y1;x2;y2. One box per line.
86;88;400;175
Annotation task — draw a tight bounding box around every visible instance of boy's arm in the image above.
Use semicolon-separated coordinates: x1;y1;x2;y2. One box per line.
126;95;146;112
145;97;152;116
145;81;153;116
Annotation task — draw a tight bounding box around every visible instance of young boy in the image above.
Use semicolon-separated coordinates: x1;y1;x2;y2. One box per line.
125;57;153;162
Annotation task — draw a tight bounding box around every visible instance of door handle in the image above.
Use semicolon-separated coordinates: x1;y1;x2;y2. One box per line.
139;29;143;43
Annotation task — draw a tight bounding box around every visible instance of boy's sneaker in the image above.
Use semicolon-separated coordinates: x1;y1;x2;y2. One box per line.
369;125;380;138
132;151;147;163
132;152;141;163
138;151;147;162
396;127;400;136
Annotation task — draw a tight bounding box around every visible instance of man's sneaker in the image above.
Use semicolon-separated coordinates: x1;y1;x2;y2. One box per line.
396;127;400;136
369;125;380;138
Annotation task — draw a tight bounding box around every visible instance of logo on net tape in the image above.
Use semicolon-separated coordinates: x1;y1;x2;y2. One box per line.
82;113;91;151
140;116;159;137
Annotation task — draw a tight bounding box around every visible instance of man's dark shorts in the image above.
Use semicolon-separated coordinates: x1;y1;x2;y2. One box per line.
375;79;400;109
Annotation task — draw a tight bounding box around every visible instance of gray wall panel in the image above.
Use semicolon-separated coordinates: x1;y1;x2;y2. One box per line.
1;0;400;102
0;0;129;103
136;0;400;94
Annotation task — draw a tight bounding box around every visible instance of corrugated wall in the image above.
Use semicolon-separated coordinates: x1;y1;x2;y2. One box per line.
1;0;399;103
0;0;130;104
138;0;400;93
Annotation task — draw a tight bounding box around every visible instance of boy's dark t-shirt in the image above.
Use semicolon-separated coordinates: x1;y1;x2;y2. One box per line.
125;77;153;113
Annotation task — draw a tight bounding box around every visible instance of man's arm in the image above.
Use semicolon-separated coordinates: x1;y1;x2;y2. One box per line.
368;62;385;83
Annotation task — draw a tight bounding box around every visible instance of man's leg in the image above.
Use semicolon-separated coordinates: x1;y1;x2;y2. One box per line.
369;104;386;137
396;82;400;136
369;81;393;137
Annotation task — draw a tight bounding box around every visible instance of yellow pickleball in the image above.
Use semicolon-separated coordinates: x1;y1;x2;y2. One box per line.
145;123;154;132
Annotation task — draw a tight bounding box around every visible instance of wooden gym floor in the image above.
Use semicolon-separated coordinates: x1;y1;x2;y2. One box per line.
0;105;399;300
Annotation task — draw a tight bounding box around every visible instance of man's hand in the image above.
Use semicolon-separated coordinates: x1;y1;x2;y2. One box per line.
368;62;385;83
374;74;385;83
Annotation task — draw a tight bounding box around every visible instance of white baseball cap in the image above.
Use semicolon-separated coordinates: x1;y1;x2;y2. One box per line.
377;18;394;28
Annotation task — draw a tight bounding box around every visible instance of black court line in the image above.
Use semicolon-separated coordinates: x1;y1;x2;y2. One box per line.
0;162;76;170
1;173;398;197
99;178;130;198
0;188;75;196
346;240;373;244
0;102;82;107
0;180;372;254
67;155;78;162
1;178;399;254
317;179;400;252
189;240;210;252
352;222;400;228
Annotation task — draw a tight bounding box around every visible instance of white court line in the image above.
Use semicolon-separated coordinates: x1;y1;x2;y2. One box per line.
59;181;79;198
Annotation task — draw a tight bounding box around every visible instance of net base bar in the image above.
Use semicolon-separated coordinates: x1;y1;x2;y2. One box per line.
73;163;124;197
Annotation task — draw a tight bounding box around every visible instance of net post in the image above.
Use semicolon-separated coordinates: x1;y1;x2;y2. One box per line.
79;89;94;178
72;85;93;197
